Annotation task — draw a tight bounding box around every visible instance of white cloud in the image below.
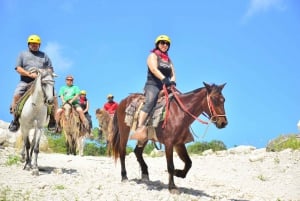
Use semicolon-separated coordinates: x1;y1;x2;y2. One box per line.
243;0;286;21
44;42;73;72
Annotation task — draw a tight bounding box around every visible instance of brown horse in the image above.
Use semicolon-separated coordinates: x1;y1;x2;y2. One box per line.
111;82;228;193
95;108;113;156
60;103;86;156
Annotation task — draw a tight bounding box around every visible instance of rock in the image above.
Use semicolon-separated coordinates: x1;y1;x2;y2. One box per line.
228;145;256;154
0;120;49;152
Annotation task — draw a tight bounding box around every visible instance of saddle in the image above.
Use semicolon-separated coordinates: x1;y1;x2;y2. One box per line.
124;91;173;141
61;104;88;134
14;81;52;118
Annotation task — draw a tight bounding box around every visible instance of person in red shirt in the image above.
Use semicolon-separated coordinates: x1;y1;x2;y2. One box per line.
103;94;118;116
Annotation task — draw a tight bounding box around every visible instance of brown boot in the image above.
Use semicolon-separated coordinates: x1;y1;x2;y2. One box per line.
130;111;148;141
10;94;21;114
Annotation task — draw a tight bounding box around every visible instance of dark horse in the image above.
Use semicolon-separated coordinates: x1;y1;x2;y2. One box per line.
111;82;228;193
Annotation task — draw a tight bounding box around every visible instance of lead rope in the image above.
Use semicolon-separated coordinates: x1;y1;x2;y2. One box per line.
170;86;209;125
162;85;170;128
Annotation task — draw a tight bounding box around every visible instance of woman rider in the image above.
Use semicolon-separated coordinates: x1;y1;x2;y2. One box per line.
130;34;176;141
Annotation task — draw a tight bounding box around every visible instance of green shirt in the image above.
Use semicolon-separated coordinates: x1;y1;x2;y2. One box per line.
59;85;80;104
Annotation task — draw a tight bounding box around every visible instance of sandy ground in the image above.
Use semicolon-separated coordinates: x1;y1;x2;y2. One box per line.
0;146;299;201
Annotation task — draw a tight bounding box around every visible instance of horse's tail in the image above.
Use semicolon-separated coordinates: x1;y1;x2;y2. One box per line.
111;110;120;162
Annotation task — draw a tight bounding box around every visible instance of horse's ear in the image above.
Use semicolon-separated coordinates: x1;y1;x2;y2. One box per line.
203;82;209;88
220;83;226;90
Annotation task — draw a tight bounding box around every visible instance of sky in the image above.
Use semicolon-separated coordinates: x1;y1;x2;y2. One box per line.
1;0;299;148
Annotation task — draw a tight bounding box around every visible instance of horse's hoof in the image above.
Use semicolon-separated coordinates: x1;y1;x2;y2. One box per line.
141;174;149;181
32;169;39;176
169;188;180;194
121;176;128;182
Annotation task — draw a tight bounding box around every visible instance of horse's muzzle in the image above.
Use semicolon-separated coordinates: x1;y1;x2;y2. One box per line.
215;116;228;129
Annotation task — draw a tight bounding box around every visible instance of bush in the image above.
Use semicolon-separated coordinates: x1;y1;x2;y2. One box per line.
47;133;67;154
143;143;155;155
187;140;227;154
84;143;107;156
266;134;300;152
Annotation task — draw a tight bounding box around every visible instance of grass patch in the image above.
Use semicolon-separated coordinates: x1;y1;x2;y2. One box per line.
5;154;21;166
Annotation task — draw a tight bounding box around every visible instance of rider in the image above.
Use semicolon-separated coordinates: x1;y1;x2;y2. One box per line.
8;34;56;132
130;34;176;141
55;75;89;133
103;94;118;116
79;90;93;132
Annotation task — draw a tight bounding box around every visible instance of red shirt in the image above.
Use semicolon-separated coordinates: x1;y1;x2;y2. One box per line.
104;101;118;115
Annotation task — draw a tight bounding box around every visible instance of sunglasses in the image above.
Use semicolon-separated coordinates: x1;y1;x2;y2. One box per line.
66;79;73;81
159;40;170;46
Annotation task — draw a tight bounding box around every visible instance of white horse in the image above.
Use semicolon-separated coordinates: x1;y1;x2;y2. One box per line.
19;67;55;175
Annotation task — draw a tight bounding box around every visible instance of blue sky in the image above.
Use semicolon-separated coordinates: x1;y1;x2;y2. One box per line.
1;0;299;148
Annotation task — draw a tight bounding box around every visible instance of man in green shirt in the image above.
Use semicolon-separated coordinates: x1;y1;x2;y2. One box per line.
55;75;89;132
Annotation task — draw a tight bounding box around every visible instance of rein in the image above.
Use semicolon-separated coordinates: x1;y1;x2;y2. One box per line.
162;85;209;127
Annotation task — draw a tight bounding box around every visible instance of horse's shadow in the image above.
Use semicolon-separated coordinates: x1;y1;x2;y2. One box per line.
131;178;211;198
38;166;77;175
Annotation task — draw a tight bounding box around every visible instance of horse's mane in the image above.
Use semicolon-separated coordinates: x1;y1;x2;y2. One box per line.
183;83;221;96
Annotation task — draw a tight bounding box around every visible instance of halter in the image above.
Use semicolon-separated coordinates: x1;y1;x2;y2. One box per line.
39;69;55;105
202;94;227;123
163;85;226;128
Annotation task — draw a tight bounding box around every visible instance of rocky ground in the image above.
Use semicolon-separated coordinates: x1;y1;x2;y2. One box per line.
0;145;299;201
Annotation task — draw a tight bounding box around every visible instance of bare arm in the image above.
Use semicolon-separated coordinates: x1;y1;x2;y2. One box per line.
169;62;176;82
147;53;165;80
15;66;37;79
147;53;176;82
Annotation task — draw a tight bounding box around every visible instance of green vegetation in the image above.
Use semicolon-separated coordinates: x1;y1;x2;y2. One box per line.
54;184;65;190
46;129;228;156
5;154;21;166
187;140;227;154
266;134;300;152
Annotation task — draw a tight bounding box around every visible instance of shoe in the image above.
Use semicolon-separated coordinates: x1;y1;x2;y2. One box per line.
8;120;19;132
130;126;147;141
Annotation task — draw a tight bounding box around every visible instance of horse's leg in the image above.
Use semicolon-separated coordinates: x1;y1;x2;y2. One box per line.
31;128;42;175
133;141;149;180
72;137;77;155
165;145;179;194
20;142;26;162
119;141;128;181
174;144;192;178
23;136;31;170
65;139;70;155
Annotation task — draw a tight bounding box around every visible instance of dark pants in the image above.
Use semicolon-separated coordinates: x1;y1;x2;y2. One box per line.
141;84;161;113
84;112;93;128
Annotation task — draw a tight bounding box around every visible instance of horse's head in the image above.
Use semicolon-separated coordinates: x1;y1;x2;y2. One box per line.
204;82;228;129
96;108;108;126
40;68;55;105
63;103;72;120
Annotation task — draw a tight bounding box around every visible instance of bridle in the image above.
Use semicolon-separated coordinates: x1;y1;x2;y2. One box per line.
162;85;226;128
40;70;55;105
202;94;227;123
